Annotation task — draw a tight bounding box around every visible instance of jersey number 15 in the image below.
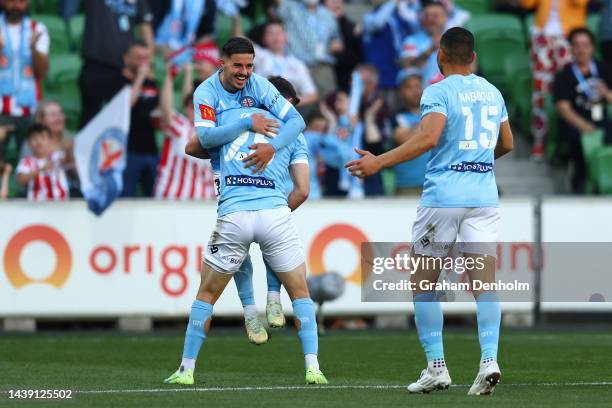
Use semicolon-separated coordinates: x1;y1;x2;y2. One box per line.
459;105;499;150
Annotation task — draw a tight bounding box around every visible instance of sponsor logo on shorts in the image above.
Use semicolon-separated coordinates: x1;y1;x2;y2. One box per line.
225;175;275;189
450;161;493;173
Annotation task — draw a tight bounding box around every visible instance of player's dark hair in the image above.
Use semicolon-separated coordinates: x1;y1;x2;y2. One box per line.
268;76;301;106
440;27;474;65
27;124;51;139
568;27;595;46
222;37;255;58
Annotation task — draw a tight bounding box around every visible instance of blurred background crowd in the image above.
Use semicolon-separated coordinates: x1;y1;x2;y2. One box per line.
0;0;611;202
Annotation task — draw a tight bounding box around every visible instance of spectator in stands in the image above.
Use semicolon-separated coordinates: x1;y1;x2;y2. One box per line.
34;100;79;195
0;159;10;199
251;21;319;109
16;124;70;201
361;0;419;98
155;62;215;200
274;0;343;97
442;0;470;29
319;92;364;198
554;28;612;194
357;64;391;196
391;68;429;195
302;111;327;199
79;0;153;128
400;0;447;86
192;41;220;87
521;0;588;159
0;0;49;164
120;41;160;198
154;0;206;57
324;0;363;92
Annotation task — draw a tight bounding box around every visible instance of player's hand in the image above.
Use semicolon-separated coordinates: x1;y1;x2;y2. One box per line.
251;114;279;137
345;148;381;178
243;143;275;174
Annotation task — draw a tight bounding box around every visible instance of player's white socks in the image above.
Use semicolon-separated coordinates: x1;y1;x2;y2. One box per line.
305;354;319;370
267;291;281;303
243;304;258;319
427;358;447;374
181;357;195;371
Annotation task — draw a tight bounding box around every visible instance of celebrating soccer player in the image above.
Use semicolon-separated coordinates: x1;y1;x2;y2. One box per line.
164;38;326;385
346;27;514;395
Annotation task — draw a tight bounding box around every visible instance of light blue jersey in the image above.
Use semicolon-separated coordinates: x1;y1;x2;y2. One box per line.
419;74;507;208
216;107;308;216
193;70;297;172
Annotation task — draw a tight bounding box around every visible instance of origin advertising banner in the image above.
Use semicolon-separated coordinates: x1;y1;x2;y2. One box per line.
0;199;536;317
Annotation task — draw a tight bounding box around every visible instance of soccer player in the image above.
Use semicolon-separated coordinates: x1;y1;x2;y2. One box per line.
184;76;306;345
346;27;514;395
164;103;326;386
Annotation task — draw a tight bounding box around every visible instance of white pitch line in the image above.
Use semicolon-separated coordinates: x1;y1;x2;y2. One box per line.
1;382;611;396
11;382;606;395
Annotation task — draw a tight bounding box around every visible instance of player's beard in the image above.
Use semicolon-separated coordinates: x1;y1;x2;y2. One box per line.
5;10;25;23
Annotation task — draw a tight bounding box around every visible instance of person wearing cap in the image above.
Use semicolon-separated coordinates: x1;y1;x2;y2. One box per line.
391;68;430;195
192;41;221;87
400;0;448;86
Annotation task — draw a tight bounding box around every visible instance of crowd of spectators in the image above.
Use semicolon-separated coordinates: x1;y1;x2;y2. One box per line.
0;0;611;201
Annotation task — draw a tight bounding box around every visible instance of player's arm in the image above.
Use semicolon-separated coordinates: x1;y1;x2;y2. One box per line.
287;163;310;211
185;135;210;159
495;120;514;159
243;79;306;173
345;112;445;178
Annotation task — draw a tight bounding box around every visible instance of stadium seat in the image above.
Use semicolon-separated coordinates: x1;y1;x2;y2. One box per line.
454;0;492;14
474;30;527;94
465;13;524;38
588;14;601;58
67;14;85;53
580;129;604;192
44;54;82;91
215;15;253;49
595;146;612;194
504;52;532;132
29;0;60;15
32;14;71;55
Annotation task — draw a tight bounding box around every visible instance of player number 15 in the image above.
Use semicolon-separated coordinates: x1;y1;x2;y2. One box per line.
460;105;499;150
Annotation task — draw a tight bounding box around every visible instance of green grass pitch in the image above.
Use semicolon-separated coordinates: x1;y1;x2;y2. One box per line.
1;328;611;407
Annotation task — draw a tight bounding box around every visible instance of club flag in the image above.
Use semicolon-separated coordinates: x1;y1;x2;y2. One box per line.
74;86;131;216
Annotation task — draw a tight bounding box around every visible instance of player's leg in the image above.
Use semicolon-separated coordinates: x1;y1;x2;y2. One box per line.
256;207;327;384
233;255;268;344
165;212;251;384
460;208;502;395
407;207;462;393
264;258;285;328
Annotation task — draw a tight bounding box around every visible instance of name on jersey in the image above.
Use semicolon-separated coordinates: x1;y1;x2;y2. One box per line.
450;161;493;173
225;175;275;189
458;91;495;103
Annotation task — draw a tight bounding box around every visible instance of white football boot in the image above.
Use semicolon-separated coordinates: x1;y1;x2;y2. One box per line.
407;367;452;393
467;360;501;395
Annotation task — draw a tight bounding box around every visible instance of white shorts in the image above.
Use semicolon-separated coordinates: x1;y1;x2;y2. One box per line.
411;206;500;257
203;206;305;274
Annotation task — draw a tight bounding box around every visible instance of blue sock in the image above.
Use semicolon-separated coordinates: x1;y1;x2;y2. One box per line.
182;300;213;360
233;256;255;306
264;259;282;293
414;292;445;362
293;298;318;356
476;292;501;361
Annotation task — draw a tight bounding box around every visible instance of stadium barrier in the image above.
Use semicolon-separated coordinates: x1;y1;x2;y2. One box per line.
0;198;610;320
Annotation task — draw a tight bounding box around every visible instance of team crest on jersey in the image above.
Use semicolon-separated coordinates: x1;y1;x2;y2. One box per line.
240;96;255;107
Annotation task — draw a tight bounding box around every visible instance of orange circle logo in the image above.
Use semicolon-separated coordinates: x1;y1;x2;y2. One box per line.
308;223;368;285
3;225;72;288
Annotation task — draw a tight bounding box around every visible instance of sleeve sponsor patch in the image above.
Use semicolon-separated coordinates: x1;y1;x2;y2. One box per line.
199;104;216;122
